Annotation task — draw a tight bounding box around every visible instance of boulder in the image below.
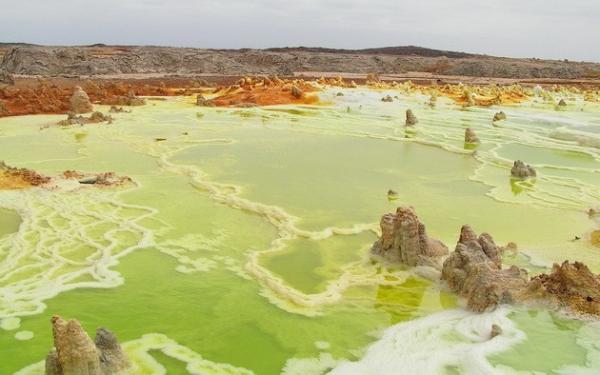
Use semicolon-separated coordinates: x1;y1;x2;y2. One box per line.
371;206;448;267
492;111;507;122
69;86;93;114
405;109;418;126
381;95;393;102
511;160;537;178
464;127;480;143
291;85;303;99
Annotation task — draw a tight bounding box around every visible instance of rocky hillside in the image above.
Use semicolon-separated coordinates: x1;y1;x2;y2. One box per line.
1;45;600;79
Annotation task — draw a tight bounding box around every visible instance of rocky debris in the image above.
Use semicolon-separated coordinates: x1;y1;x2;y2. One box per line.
441;225;529;312
102;93;146;106
57;111;112;126
491;324;503;338
69;86;93;114
510;160;537;179
405;109;418;126
45;315;131;375
63;170;132;187
524;261;600;316
0;69;15;85
428;94;437;108
0;161;51;188
558;99;567;106
492;111;507;122
464;128;480;143
381;95;393;102
387;189;399;200
109;106;128;113
196;94;215;107
336;92;344;96
371;206;448;267
291;85;304;99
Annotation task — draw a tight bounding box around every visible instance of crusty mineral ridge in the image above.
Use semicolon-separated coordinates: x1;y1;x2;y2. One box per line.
45;316;131;375
101;93;146;106
441;225;529;312
371;206;448;267
524;261;600;316
464;127;480;143
405;109;418;126
57;111;112;126
511;160;537;178
69;86;93;114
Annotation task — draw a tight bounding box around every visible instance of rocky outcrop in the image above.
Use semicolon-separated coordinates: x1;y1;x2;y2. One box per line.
0;161;51;188
524;261;600;316
63;170;133;187
0;69;15;85
45;315;131;375
510;160;537;178
371;206;448;267
291;85;304;99
69;86;93;114
464;128;480;143
57;111;112;126
441;225;529;312
558;99;567;106
381;95;393;102
492;111;506;122
405;109;418;126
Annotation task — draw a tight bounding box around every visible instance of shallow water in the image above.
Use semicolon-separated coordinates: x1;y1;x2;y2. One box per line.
0;88;599;374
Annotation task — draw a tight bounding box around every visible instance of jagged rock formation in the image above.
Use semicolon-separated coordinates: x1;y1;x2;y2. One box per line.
69;86;93;114
45;315;131;375
511;160;537;178
372;206;600;317
371;206;448;267
291;85;303;99
441;225;528;312
558;99;567;106
0;69;14;85
405;109;418;126
492;111;507;122
109;106;128;113
464;128;480;143
57;111;112;126
524;261;600;316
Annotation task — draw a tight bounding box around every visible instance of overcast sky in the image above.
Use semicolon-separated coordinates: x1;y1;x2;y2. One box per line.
1;0;599;62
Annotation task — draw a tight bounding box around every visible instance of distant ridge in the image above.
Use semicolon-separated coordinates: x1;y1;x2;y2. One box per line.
264;46;476;59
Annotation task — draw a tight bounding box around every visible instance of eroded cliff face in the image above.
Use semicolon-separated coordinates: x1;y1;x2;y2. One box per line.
45;316;131;375
372;206;600;318
371;206;448;267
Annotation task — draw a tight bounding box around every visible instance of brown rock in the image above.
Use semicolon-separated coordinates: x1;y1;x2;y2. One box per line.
196;94;215;107
441;225;528;312
491;324;502;338
464;128;480;143
381;95;393;102
57;111;112;126
405;109;418;126
511;160;537;178
371;206;448;267
525;261;600;316
69;86;93;114
291;85;304;99
492;111;507;122
45;315;131;375
558;99;567;106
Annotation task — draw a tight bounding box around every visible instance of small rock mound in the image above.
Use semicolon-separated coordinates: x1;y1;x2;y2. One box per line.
405;109;418;126
57;111;112;126
464;128;480;143
558;99;567;106
45;315;131;375
381;95;393;102
291;85;304;99
492;111;507;122
69;86;93;114
371;206;448;267
511;160;537;178
197;94;215;107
